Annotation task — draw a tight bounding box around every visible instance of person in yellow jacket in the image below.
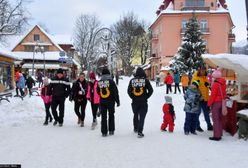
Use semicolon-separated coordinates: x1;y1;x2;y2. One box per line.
191;67;213;132
181;73;189;94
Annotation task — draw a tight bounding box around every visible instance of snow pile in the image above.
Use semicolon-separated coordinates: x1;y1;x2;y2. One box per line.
238;109;248;117
0;77;247;168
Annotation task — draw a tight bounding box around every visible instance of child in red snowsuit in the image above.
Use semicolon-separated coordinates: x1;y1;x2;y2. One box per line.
161;96;176;132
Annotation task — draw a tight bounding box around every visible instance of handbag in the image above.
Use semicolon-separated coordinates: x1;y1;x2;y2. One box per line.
219;84;228;116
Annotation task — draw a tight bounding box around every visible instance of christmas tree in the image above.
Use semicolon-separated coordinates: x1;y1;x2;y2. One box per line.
171;14;206;74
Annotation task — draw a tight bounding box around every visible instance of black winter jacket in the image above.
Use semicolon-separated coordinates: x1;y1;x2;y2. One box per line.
49;76;71;98
26;77;35;88
70;79;88;102
127;67;153;102
97;74;120;105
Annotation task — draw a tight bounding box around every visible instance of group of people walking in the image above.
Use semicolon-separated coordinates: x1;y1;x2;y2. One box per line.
40;67;154;138
15;71;36;97
39;65;227;141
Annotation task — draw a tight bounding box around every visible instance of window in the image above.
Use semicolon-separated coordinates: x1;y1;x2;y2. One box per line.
200;19;208;32
185;0;205;7
0;63;12;90
181;19;188;33
24;45;34;52
34;34;40;41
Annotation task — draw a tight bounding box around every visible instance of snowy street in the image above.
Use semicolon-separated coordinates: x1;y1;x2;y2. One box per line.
0;77;247;168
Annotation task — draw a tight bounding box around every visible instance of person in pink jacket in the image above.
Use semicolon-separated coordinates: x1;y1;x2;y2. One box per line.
40;77;53;125
86;72;100;129
208;68;226;141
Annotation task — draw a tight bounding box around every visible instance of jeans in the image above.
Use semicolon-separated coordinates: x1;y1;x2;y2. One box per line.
196;101;212;129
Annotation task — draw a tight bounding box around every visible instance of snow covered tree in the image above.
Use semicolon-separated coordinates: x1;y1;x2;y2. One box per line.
171;14;206;74
0;0;29;43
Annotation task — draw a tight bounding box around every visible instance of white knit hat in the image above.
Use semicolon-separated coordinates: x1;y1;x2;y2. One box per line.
164;96;172;104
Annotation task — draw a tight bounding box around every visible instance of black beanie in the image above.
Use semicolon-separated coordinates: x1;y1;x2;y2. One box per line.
102;68;110;75
57;68;63;74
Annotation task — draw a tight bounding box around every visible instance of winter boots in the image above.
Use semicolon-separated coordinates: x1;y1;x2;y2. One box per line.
43;116;53;126
80;121;84;127
91;119;97;130
109;131;114;135
77;118;81;125
209;137;221;141
138;132;144;138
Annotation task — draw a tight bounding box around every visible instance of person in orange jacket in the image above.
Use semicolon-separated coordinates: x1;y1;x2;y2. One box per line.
181;73;189;94
161;96;176;132
164;72;173;94
15;70;20;96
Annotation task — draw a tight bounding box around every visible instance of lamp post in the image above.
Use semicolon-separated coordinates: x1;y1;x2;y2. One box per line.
40;46;46;76
246;0;248;40
32;43;45;76
90;27;113;74
32;45;39;76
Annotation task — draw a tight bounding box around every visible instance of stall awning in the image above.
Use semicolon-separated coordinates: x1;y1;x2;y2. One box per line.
22;63;61;69
203;54;248;82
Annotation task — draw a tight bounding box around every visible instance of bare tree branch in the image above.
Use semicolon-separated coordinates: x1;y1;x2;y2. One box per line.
0;0;30;43
73;13;102;72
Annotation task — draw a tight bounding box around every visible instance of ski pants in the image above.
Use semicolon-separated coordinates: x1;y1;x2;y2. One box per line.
51;96;66;124
132;102;148;133
101;102;115;134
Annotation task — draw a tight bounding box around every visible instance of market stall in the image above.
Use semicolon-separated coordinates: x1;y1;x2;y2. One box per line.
203;53;248;136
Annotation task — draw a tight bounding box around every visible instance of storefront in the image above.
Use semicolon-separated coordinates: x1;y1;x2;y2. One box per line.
0;51;17;92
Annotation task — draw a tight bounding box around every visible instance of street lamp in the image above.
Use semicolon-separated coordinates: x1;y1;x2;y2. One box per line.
246;0;248;40
40;46;46;76
32;45;39;76
32;43;45;76
90;27;113;74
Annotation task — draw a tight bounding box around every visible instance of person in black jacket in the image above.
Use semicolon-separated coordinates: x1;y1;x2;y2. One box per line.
97;68;120;137
70;72;88;127
127;67;153;138
49;68;71;127
25;75;36;97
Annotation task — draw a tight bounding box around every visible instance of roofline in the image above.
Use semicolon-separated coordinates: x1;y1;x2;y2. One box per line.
150;11;235;30
11;25;64;52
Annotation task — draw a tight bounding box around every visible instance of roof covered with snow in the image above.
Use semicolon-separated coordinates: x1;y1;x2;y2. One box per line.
12;51;63;61
52;34;73;45
203;53;248;82
0;48;19;60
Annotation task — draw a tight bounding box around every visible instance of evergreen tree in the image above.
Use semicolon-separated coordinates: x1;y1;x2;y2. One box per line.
171;14;206;74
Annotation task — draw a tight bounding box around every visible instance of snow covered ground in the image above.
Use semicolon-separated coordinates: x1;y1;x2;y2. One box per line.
0;76;247;168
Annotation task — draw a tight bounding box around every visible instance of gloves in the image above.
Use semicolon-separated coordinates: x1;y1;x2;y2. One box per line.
69;95;73;102
204;82;209;87
117;102;120;107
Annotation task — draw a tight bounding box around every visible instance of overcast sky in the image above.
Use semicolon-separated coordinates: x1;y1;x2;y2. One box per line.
26;0;247;41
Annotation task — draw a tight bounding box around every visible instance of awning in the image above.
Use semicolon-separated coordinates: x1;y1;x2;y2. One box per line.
203;54;248;82
22;63;61;69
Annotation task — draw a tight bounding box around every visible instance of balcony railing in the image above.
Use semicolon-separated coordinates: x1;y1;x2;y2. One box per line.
181;6;210;11
152;34;159;41
181;28;210;34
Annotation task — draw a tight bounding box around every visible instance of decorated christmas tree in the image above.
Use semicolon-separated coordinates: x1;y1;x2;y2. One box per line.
171;14;206;74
